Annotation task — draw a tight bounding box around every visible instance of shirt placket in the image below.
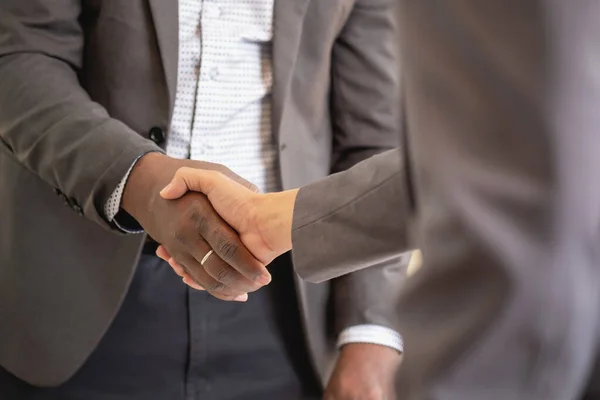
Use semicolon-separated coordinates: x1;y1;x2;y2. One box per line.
190;0;226;162
166;0;203;159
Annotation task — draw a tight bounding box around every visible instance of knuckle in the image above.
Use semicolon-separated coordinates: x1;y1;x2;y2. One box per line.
215;267;233;284
176;167;193;177
216;237;239;262
208;169;224;178
189;208;210;235
206;280;227;293
208;225;225;243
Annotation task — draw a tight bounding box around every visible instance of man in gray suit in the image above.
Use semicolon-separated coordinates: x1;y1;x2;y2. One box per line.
0;0;407;398
159;1;600;399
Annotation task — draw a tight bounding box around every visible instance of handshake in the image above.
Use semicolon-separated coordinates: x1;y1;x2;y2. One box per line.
121;153;299;302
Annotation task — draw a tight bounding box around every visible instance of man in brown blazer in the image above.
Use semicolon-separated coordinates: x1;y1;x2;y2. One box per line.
0;0;408;399
158;1;600;399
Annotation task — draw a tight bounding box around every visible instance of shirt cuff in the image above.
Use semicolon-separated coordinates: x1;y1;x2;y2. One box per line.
103;154;147;233
337;324;403;353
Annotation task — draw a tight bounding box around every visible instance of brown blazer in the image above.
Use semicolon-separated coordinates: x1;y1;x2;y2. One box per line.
291;1;600;399
0;0;408;387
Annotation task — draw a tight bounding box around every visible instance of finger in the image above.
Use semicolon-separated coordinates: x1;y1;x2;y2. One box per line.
169;258;186;277
190;202;271;286
180;262;247;302
155;244;171;261
164;253;205;291
181;275;205;291
209;164;259;193
159;178;190;200
158;245;191;281
174;249;249;300
174;252;247;298
157;245;189;278
247;182;260;193
200;249;258;293
168;257;194;281
213;165;259;193
160;168;220;200
234;293;249;302
203;222;271;286
183;269;245;302
172;193;271;289
196;214;271;290
210;290;249;302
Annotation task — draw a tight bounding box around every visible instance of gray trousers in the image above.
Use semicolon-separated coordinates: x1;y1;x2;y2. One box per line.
0;253;322;400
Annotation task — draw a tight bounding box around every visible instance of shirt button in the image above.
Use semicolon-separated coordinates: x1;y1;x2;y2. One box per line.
148;126;166;145
205;5;221;18
209;67;219;81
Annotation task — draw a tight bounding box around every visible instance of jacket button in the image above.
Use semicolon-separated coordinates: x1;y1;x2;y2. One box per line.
149;126;166;145
73;204;83;216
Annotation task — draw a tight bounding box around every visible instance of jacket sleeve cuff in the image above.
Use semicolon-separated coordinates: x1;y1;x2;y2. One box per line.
104;151;161;233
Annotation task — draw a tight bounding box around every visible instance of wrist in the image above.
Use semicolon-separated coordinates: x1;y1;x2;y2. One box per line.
339;343;401;365
121;152;174;221
255;189;298;256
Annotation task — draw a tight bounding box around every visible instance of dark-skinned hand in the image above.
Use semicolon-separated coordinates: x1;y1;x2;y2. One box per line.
121;152;271;301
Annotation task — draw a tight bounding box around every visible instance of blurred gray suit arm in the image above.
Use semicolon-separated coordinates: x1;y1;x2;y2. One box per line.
292;149;413;284
0;0;160;229
327;0;407;337
296;2;600;399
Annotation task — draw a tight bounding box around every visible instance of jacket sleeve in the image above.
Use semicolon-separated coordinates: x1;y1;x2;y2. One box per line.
0;0;161;229
325;0;409;335
292;149;413;284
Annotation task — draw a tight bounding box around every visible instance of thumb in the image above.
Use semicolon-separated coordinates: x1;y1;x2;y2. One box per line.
159;177;190;199
160;167;218;200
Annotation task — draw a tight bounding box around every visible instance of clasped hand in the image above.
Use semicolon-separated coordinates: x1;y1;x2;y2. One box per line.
153;166;298;300
134;161;401;400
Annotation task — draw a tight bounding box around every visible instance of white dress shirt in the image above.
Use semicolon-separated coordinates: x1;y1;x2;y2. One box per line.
106;0;402;353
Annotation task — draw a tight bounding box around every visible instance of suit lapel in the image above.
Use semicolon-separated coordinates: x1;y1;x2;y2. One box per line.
148;0;179;116
272;0;312;137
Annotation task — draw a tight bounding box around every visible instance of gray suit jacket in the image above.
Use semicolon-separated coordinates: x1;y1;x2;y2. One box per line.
0;0;408;387
292;1;600;399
